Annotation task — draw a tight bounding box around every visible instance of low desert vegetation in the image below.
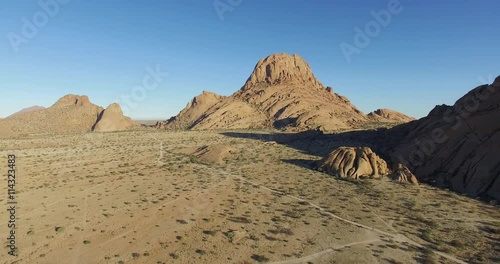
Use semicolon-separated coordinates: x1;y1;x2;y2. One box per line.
0;130;498;264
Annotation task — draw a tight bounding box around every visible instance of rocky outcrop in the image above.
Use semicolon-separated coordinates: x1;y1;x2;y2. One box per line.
367;109;415;123
181;145;239;164
386;76;500;200
317;147;389;179
325;86;334;95
390;163;419;185
93;103;140;132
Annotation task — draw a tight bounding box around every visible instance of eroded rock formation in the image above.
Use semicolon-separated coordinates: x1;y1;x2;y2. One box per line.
317;147;389;179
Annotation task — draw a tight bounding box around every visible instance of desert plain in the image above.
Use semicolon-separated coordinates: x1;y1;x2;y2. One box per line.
0;129;498;264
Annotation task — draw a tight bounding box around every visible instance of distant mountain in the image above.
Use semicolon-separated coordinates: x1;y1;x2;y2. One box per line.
367;108;415;123
0;95;139;137
7;105;46;118
157;53;412;131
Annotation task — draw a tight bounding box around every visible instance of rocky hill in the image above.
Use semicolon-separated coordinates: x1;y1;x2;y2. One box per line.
158;91;227;129
385;76;500;200
367;108;415;123
0;95;139;137
158;53;412;131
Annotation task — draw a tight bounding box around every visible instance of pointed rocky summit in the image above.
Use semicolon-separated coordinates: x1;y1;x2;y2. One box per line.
241;53;324;90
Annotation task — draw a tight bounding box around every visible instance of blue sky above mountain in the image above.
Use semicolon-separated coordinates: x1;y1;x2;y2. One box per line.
1;0;498;119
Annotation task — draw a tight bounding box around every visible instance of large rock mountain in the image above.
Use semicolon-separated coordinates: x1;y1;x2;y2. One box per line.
159;53;411;131
0;95;139;137
385;76;500;200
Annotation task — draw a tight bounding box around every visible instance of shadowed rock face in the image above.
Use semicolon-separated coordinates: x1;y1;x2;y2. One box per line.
387;75;500;200
317;147;389;179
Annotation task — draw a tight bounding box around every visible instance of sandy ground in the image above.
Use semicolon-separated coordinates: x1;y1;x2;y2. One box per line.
0;130;498;264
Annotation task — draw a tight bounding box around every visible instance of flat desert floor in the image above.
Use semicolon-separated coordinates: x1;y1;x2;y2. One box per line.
0;130;499;264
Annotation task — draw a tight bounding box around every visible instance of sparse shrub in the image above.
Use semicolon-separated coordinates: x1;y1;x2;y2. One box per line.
225;231;235;242
449;239;464;249
251;254;270;263
228;216;252;224
203;230;217;236
420;229;433;243
268;227;293;236
195;249;206;255
283;210;301;219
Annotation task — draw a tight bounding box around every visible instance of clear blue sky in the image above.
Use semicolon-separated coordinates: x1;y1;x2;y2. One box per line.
1;0;499;119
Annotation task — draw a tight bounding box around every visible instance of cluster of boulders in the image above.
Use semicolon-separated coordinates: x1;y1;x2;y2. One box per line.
317;146;418;185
